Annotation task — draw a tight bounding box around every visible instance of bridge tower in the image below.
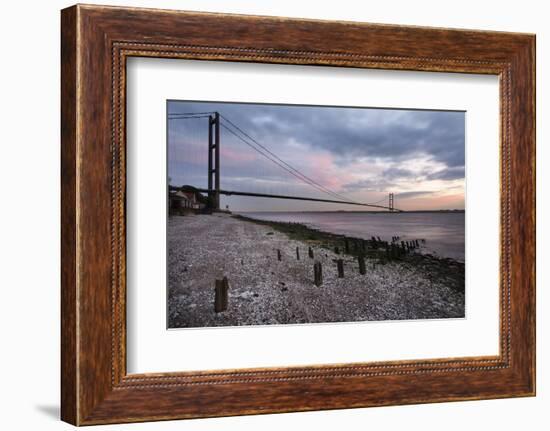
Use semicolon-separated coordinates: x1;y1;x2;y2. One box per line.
389;192;394;212
207;112;221;210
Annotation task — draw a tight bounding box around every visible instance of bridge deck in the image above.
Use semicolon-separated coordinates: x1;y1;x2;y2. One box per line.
194;188;402;212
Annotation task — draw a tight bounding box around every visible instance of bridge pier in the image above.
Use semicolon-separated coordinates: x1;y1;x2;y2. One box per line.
208;112;221;210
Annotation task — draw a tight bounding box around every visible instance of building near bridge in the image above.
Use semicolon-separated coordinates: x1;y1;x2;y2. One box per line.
169;186;207;214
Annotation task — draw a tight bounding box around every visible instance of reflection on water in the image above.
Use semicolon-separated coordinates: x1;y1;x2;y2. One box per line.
241;211;465;261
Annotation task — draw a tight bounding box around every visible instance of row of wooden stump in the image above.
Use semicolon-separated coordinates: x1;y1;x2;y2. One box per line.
311;257;366;287
278;237;424;264
215;238;426;312
280;246;369;287
274;236;426;288
215;246;366;312
278;245;325;261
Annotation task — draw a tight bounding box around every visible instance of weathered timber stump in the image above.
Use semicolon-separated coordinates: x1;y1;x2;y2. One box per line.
313;261;323;286
358;255;366;275
214;277;229;313
337;259;344;278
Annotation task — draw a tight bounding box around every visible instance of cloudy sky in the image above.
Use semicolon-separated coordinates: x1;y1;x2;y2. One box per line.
168;101;465;212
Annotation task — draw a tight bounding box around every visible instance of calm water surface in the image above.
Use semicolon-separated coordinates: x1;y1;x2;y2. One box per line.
241;211;465;261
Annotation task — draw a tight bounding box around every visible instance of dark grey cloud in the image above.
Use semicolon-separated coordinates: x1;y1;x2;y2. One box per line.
169;100;464;169
306;111;464;168
425;166;465;181
381;167;417;180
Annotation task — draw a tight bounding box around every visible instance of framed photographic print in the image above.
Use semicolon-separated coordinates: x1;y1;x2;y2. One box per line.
164;100;466;330
61;4;535;425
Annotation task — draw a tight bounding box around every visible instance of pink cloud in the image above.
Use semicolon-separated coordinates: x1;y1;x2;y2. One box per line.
301;152;355;191
220;147;258;166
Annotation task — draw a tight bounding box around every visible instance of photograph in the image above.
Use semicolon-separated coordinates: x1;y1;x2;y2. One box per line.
167;100;466;329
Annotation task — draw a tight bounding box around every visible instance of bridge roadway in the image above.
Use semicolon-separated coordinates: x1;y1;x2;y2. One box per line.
194;188;403;212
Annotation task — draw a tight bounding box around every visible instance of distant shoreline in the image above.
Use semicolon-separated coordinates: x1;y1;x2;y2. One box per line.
233;214;464;269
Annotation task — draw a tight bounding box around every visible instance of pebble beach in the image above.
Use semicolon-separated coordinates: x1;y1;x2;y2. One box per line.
168;213;465;328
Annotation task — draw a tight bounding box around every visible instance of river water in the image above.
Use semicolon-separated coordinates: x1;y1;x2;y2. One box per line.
240;211;465;262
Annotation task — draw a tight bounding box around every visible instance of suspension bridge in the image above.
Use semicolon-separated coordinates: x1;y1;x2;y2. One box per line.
168;111;402;212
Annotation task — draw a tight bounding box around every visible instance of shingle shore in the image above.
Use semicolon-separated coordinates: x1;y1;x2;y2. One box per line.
168;213;465;328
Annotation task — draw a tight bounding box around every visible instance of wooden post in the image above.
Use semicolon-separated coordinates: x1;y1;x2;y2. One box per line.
314;261;323;286
358;254;366;275
296;247;300;260
344;238;350;254
415;239;419;247
308;246;314;258
337;259;344;278
277;249;281;261
214;277;229;313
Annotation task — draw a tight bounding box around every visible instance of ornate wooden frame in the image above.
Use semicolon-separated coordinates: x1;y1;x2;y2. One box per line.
61;4;535;425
